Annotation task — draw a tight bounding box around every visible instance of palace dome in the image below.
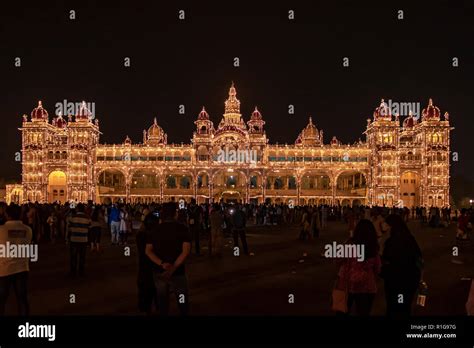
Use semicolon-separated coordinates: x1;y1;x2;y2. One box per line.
403;112;418;128
31;101;48;121
251;106;262;120
295;116;322;146
373;99;391;120
54;114;67;128
146;117;167;144
422;98;440;120
198;106;210;120
76;101;92;120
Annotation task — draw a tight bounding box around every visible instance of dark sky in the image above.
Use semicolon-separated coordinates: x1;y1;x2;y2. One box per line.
1;0;473;181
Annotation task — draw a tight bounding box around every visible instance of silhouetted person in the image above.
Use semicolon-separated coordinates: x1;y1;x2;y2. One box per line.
145;202;191;316
232;205;248;254
136;209;159;314
381;214;422;318
188;198;202;255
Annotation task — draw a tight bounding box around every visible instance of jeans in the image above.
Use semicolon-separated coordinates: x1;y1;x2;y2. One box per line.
0;271;29;316
70;242;87;276
110;221;120;244
152;272;189;316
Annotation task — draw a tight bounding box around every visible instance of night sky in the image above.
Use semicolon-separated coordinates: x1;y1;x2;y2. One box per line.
1;0;473;181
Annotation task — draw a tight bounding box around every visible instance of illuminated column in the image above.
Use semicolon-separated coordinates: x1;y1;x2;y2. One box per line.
193;177;198;200
125;178;131;203
245;175;250;204
296;177;301;205
331;176;336;205
209;172;213;203
262;174;266;203
160;176;164;202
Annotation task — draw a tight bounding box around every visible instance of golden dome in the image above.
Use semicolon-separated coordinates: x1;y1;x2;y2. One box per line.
373;99;391;120
146;117;167;144
148;117;163;138
295;116;322;146
422;98;441;120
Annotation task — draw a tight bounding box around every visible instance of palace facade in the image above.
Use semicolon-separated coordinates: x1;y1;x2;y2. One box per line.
9;84;453;207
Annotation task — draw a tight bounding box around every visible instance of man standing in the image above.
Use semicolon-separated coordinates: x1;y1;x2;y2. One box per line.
187;199;202;255
67;203;91;277
136;208;159;314
0;204;33;315
232;204;249;255
145;202;191;316
109;203;121;245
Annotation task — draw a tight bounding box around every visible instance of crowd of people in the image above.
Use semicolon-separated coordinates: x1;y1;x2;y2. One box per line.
0;199;472;317
331;204;473;317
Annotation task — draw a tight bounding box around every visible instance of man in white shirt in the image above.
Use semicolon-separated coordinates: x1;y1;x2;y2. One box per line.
0;204;33;315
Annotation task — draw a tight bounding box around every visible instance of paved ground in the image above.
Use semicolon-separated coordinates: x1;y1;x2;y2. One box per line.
4;219;474;316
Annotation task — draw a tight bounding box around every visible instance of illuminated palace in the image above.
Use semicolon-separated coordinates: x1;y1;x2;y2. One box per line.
9;83;453;207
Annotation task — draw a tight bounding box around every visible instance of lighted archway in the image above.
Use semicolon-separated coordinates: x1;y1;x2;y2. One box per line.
47;170;67;203
400;171;420;208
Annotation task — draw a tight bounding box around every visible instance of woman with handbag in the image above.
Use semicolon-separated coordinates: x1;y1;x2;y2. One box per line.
333;219;381;316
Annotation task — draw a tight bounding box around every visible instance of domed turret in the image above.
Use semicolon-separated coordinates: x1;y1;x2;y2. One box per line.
422;98;441;120
198;106;210;120
145;117;167;145
330;136;340;146
403;111;418;128
373;99;391;121
76;101;93;121
195;106;214;136
53;112;67;129
31;101;48;122
295;116;323;146
251;106;262;120
247;106;265;134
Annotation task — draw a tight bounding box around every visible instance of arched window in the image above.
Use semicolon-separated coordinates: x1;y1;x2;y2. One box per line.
250;176;258;189
432;133;442;143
